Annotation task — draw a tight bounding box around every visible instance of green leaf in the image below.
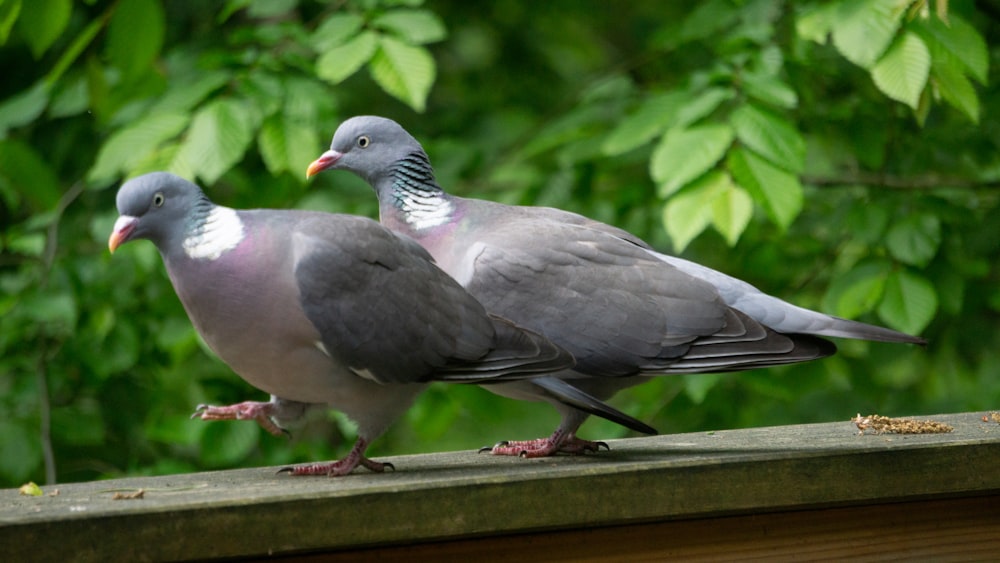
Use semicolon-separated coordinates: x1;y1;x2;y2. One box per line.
871;32;930;110
149;71;230;114
710;175;753;247
741;71;798;109
822;260;892;319
678;0;739;44
310;12;365;52
915;14;988;84
316;30;377;85
258;113;319;178
663;171;742;251
726;147;802;230
877;270;937;335
673;87;734;128
0;139;61;210
796;2;837;44
0;0;22;45
105;0;165;79
602;91;690;156
831;0;903;69
372;9;446;45
933;59;980;124
0;81;49;137
199;419;260;468
885;213;941;268
369;35;436;112
175;99;256;184
88;112;189;184
729;103;805;173
650;123;733;197
15;0;70;58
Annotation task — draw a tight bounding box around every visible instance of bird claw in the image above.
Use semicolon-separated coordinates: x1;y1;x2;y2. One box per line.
478;440;510;454
190;401;288;437
486;435;611;458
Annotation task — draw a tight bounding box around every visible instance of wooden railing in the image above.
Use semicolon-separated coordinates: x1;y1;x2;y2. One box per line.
3;412;999;561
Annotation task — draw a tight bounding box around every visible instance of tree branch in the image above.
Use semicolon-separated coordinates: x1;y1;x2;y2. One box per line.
802;174;1000;191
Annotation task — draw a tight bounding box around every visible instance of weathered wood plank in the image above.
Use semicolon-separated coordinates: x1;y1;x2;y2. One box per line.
2;412;998;561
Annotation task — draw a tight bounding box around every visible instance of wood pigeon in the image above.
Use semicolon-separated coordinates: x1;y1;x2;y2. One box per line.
306;116;926;458
108;172;586;475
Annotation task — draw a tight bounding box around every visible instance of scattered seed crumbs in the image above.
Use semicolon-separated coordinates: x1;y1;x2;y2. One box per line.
982;412;1000;424
111;489;145;500
852;413;953;435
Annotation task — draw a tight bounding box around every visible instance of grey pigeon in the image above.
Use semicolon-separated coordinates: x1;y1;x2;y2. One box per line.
306;116;926;457
108;172;580;476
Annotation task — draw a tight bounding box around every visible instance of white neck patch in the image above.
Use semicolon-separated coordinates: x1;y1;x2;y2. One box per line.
183;206;245;260
400;192;454;230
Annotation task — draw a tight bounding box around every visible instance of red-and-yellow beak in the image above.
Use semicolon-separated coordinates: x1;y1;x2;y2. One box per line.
306;150;343;179
108;215;138;253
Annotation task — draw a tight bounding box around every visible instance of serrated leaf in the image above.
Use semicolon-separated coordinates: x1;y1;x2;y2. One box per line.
673;87;734;128
742;72;798;109
88;113;189;184
663;171;738;251
885;213;941;267
729;103;805;172
316;31;377;85
16;0;70;58
822;260;892;319
650;123;733;197
258;113;319;179
831;0;903;69
373;9;446;45
877;270;937;335
710;175;752;246
105;0;165;80
601;91;690;156
933;59;980;124
726;147;802;230
871;32;930;110
310;12;364;52
175;99;255;184
915;14;988;84
369;35;435;112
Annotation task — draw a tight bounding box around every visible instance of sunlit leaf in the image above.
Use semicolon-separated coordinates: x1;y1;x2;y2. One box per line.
710;174;753;246
933;60;980;124
915;14;988;84
369;35;436;112
726;146;802;230
729;103;805;172
650;123;733;197
663;171;737;251
602;91;689;156
871;32;930;110
373;9;446;45
258;113;319;179
311;12;364;51
316;31;377;85
175;99;256;184
88;113;190;184
831;0;902;69
877;270;938;335
796;3;837;44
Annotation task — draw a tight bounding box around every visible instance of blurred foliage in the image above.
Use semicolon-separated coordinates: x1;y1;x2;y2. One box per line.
0;0;998;487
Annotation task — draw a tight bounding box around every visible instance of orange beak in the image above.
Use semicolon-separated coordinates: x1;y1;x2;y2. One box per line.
306;150;342;179
108;216;138;253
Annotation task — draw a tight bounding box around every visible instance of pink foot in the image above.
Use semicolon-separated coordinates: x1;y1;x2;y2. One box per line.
277;438;391;477
481;432;609;458
192;401;287;437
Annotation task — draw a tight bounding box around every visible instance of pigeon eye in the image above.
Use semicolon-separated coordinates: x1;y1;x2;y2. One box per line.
153;192;165;207
357;135;370;148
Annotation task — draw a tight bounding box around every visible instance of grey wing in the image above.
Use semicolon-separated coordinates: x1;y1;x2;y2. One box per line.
293;215;498;384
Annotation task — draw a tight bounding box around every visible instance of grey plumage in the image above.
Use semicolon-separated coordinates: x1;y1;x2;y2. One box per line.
307;116;925;457
109;172;578;475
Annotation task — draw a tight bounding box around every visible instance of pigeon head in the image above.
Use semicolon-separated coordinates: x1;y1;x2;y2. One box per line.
307;116;425;184
109;172;210;253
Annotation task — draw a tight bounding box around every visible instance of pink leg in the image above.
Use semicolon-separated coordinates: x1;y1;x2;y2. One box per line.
192;401;287;437
278;438;393;477
482;430;609;458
